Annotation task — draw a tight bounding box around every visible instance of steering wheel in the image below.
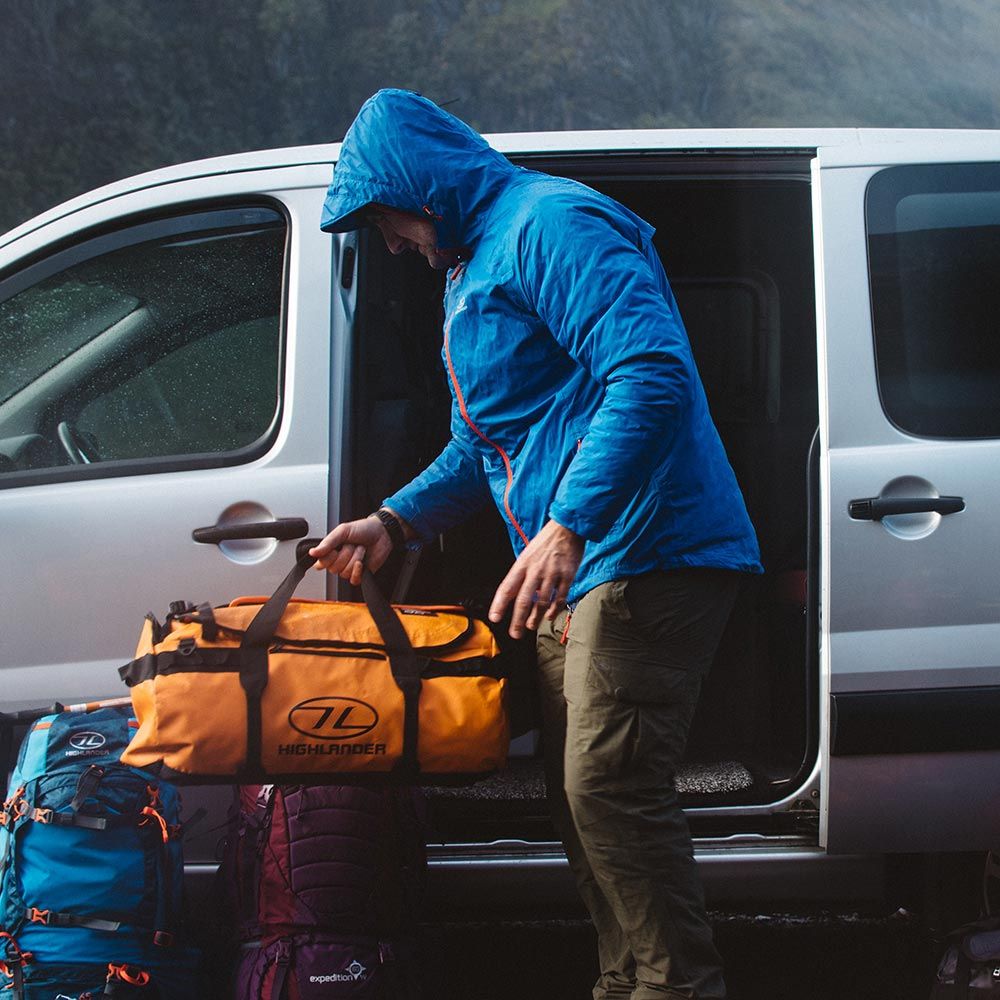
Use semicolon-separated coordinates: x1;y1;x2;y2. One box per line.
56;420;96;465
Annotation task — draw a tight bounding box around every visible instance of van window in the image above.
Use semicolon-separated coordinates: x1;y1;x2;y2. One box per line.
0;206;285;478
867;163;1000;438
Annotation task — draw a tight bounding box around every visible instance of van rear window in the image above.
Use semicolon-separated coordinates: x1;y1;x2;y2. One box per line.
867;163;1000;438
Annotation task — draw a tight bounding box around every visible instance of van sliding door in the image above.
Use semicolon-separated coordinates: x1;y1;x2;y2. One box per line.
816;144;1000;853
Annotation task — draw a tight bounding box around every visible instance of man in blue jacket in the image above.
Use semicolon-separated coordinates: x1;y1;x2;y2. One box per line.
312;89;761;1000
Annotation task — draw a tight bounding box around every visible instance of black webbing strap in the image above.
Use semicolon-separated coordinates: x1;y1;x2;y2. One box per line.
361;571;423;779
237;786;273;936
240;548;317;776
269;938;292;1000
241;543;424;778
151;829;173;947
9;960;23;1000
26;908;120;933
3;939;25;1000
70;764;105;813
32;809;129;831
196;602;219;642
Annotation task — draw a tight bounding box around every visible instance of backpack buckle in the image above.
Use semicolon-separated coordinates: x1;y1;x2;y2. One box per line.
108;962;151;986
2;789;28;825
274;938;292;967
27;908;49;925
31;808;53;824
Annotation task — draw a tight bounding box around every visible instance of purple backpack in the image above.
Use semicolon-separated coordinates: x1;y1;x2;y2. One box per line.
220;784;426;999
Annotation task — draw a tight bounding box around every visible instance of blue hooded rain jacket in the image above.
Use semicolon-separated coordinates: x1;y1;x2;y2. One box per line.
321;90;761;602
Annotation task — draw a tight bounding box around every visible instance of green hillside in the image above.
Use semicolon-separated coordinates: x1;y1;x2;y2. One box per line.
1;0;998;234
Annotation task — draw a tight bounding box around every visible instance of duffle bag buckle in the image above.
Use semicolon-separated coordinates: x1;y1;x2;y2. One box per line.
27;907;50;925
31;807;53;824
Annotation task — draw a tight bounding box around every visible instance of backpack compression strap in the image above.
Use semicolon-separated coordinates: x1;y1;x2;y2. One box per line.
26;907;120;932
270;938;293;1000
0;934;31;1000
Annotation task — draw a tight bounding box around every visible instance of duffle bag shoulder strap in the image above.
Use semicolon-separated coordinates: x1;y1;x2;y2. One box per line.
240;543;423;779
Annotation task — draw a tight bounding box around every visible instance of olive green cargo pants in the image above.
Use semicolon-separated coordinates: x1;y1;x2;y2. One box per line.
537;569;740;1000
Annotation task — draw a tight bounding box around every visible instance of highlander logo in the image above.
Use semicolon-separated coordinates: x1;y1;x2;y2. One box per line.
66;732;107;756
288;697;378;741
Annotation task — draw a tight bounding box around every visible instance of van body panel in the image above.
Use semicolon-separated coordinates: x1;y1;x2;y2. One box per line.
825;751;1000;854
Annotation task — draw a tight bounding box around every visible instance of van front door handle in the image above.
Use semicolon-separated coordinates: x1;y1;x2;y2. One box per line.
847;496;965;521
192;517;309;544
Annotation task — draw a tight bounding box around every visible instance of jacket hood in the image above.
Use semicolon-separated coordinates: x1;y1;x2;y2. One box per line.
320;89;516;253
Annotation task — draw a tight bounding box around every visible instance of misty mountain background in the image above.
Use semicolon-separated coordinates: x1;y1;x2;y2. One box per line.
2;0;998;235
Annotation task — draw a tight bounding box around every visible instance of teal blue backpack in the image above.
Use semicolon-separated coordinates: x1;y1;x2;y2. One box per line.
0;706;197;998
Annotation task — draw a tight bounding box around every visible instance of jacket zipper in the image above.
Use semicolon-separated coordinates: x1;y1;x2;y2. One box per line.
443;310;530;547
560;610;573;645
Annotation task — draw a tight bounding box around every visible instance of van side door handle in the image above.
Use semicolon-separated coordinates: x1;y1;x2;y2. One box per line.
847;496;965;521
192;517;309;544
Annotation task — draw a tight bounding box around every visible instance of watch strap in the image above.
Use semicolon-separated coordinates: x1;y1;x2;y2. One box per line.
371;508;406;552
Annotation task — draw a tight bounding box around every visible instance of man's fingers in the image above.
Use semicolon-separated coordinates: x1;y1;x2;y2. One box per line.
544;580;570;621
525;601;544;632
348;546;366;586
509;575;545;637
489;566;525;623
309;526;348;560
492;567;570;636
526;580;560;631
311;545;343;572
489;518;583;636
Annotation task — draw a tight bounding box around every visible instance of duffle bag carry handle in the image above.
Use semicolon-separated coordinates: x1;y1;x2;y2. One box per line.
239;540;424;779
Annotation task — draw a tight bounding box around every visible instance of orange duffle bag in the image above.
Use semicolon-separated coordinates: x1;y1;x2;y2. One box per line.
119;544;509;783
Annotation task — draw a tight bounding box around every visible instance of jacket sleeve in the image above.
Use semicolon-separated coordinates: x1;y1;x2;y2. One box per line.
381;402;490;543
514;197;697;541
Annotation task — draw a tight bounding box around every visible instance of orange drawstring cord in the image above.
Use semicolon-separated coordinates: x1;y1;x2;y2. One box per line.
140;806;169;843
108;963;151;986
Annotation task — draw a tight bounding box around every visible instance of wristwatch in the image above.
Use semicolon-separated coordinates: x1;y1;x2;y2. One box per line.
370;508;406;553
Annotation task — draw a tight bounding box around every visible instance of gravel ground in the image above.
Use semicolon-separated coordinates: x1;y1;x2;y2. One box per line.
417;910;939;1000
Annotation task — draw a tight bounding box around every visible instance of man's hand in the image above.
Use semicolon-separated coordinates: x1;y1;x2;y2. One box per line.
489;519;583;639
308;516;394;587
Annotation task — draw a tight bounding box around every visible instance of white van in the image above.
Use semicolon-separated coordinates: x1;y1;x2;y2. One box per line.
2;128;999;915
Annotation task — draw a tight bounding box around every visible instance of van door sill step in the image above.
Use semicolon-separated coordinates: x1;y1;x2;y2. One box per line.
424;758;754;801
